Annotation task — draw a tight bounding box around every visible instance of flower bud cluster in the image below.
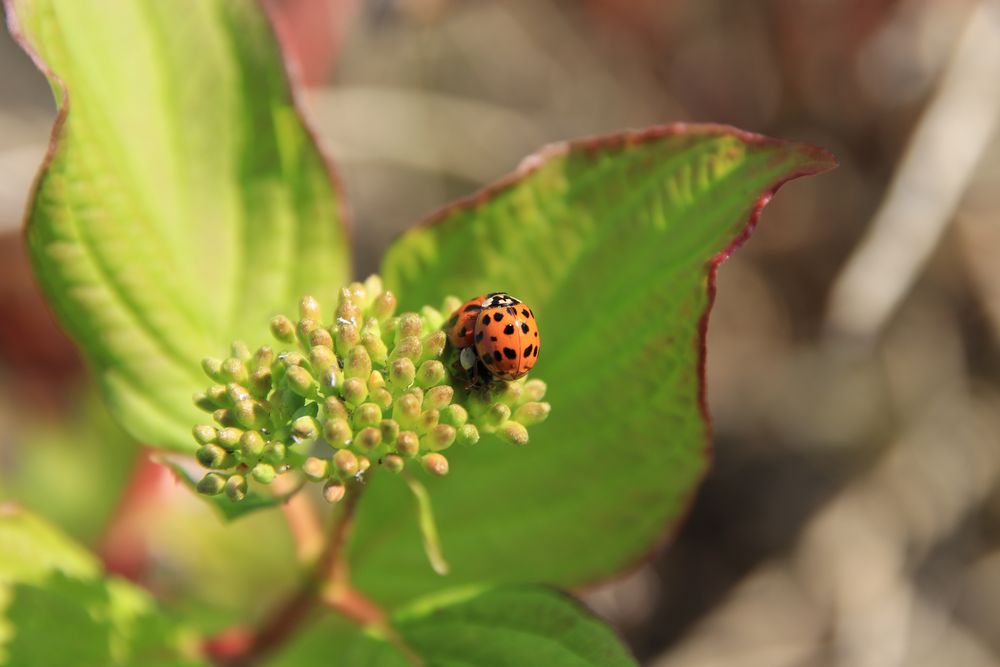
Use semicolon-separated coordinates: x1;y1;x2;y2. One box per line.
191;276;550;502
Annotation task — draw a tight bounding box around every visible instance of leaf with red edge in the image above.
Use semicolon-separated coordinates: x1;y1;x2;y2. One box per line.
351;125;836;603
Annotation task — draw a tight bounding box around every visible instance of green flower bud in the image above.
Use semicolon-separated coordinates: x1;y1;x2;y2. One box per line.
226;383;252;404
393;392;421;429
383;454;405;473
523;379;547;402
420;306;444;331
318;364;344;395
440;295;461;317
196;444;229;469
390;335;422;362
252;462;276;484
396;313;422;339
335;322;360;356
285;366;317;399
361;331;389;366
309;327;334;349
279;351;306;368
373;290;397;321
356;427;382;452
368;370;386;391
423;424;456;452
370;387;393;410
358;456;371;474
439;404;468;427
416;360;446;388
221;357;248;385
481;403;512;430
342;377;368;407
380;419;400;445
514;401;551;426
263;441;286;465
496;381;523;405
231;341;251;362
270;314;296;343
500;421;529;446
252;346;274;371
353;403;382;429
418;409;440;433
234;399;266;430
333;449;359;476
197;473;226;496
345;346;372;380
323;480;346;503
336;289;362;326
396;431;420;457
309;345;337;373
240;430;266;460
421;331;447;361
347;281;367;305
296;318;319;347
292;416;320;444
422;453;449;476
388;358;416;390
303;456;330;481
249;367;272;399
207;384;229;407
423;385;454;411
456;423;480;447
323;396;349;421
201;357;223;381
225;475;248;502
213;409;238;428
363;275;383;304
193;392;216;412
193;424;217;445
323;418;352;448
299;295;321;322
217;427;243;451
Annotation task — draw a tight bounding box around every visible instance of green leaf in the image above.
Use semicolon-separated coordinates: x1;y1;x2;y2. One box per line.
0;505;207;666
6;0;350;453
361;125;836;601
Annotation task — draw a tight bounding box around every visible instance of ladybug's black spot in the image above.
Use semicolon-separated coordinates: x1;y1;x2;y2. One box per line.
506;307;516;316
491;336;497;342
493;350;502;362
521;308;530;318
482;315;490;325
464;303;481;312
524;344;533;357
475;331;484;343
458;326;467;338
534;331;539;338
533;346;539;357
503;347;517;360
493;312;503;322
520;323;529;334
482;355;491;365
504;324;515;335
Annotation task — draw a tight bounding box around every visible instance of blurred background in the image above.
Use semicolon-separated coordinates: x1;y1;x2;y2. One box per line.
2;0;1000;665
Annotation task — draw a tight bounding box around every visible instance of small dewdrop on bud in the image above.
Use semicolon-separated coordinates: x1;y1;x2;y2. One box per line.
292;416;320;444
353;403;382;429
225;475;248;502
514;402;551;426
285;366;317;399
456;423;480;447
424;424;456;451
422;453;449;476
197;473;226;496
240;430;266;460
342;377;368;407
380;419;400;444
197;444;228;469
389;358;416;390
424;386;454;411
309;328;334;349
333;449;359;476
252;463;276;484
323;480;346;503
440;404;468;427
303;457;329;481
345;346;372;380
263;441;286;465
323;418;352;449
421;331;447;360
217;427;243;451
523;379;547;402
193;424;217;445
373;290;396;321
270;315;296;343
356;427;382;452
416;360;446;388
299;295;321;322
383;454;405;473
221;358;248;385
500;421;529;446
201;357;223;381
396;431;420;457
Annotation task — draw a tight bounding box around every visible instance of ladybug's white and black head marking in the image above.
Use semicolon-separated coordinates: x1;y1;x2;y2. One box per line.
482;292;521;309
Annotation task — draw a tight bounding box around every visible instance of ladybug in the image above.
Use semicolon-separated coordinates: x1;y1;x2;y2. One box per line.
472;292;540;381
446;295;485;349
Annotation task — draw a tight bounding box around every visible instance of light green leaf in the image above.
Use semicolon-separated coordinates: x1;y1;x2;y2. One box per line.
359;125;836;601
7;0;350;453
0;506;207;666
